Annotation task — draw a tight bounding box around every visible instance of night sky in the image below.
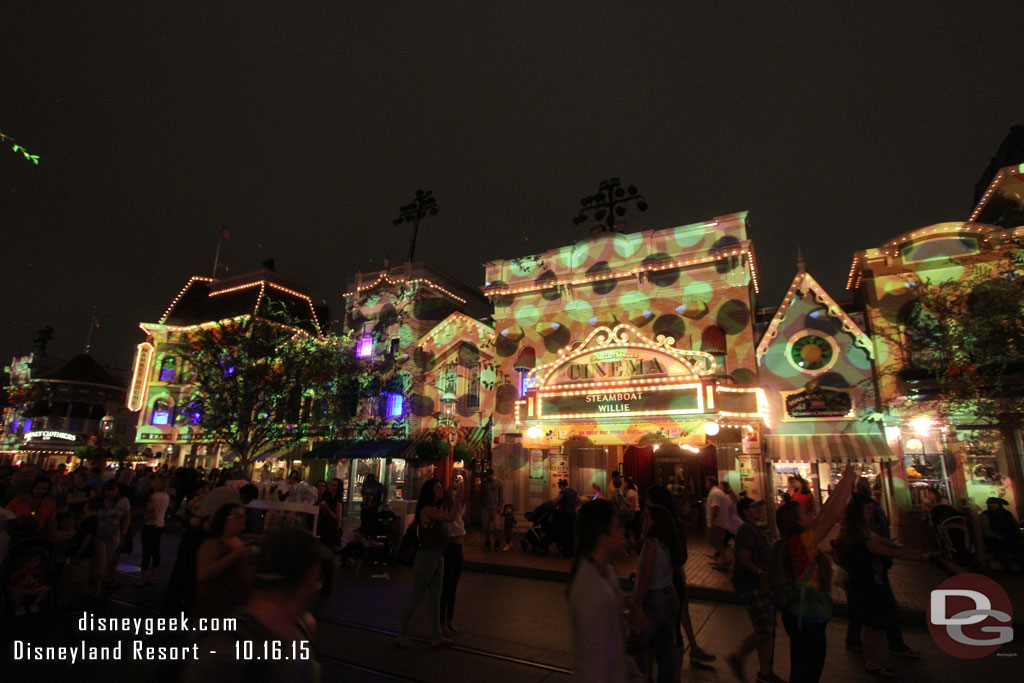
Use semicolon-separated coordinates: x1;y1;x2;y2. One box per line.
3;3;1023;373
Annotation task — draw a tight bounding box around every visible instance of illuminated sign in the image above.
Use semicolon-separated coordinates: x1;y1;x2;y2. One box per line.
782;387;854;419
552;347;695;386
127;342;155;411
24;430;78;442
539;384;702;419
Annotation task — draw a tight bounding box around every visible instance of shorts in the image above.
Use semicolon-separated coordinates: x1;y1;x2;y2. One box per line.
481;509;499;535
738;589;776;636
708;526;730;550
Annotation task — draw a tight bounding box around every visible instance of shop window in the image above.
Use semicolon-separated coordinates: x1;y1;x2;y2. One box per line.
356;334;373;358
151;398;171;426
21;418;32;433
159;355;178;382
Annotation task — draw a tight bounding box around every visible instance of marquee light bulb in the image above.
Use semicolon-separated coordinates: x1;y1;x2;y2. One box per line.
704;421;720;436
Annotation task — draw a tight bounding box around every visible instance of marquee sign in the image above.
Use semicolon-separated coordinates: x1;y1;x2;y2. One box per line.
539;384;702;419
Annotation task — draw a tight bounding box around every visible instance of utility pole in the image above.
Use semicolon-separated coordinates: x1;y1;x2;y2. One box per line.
572;178;647;232
392;189;440;263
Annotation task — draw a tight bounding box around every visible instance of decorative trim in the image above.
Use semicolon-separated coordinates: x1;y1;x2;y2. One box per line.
757;270;873;361
356;273;467;304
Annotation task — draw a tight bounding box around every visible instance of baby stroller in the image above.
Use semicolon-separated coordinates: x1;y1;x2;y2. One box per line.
521;501;557;554
930;504;977;568
365;510;397;565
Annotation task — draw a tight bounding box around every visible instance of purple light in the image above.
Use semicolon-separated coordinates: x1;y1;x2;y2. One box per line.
357;335;373;358
160;368;177;382
151;411;170;426
385;393;403;419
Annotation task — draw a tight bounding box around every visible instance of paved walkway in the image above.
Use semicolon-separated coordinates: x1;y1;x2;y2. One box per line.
461;530;1024;627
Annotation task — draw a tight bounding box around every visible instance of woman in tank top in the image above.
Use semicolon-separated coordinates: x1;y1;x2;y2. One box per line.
396;478;459;648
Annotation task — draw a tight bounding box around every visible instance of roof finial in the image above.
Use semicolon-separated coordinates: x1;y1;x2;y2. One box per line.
796;247;806;274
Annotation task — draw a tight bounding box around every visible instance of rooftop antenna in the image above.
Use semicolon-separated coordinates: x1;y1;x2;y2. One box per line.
392;189;440;263
796;246;806;274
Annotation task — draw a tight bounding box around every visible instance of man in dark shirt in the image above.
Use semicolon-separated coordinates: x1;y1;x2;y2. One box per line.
981;497;1024;571
727;498;784;683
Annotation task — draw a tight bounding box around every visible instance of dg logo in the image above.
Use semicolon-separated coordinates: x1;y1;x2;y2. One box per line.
928;574;1015;659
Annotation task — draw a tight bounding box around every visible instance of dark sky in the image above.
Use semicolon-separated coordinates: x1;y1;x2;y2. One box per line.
3;2;1023;372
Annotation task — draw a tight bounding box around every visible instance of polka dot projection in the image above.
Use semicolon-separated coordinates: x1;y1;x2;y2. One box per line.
701;325;727;353
712;236;741;274
495;382;519;415
457;342;480;367
565;299;594;323
559;242;590;269
613;232;645;258
716;299;750;335
587;261;615;295
536;270;560;301
413;347;436;372
731;368;759;386
411;393;435;417
413;296;454;322
653;314;686;342
488;281;514;308
510;258;540;278
673;224;705;248
514;303;541;328
398;323;415;348
542;324;572;353
643;252;679;287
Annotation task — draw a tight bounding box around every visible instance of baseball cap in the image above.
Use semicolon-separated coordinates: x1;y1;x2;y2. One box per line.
737;498;765;516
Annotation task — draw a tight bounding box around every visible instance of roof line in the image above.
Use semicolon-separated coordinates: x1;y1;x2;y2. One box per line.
756;270;873;361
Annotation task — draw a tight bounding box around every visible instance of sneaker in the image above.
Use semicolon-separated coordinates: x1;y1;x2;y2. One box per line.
890;645;921;659
690;645;717;663
726;653;746;682
755;673;787;683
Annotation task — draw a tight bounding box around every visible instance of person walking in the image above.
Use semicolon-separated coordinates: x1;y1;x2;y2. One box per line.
480;468;503;550
834;495;936;677
139;474;170;585
645;485;716;669
726;498;784;683
396;478;458;648
629;503;682;683
705;477;737;571
774;463;857;683
439;475;466;638
567;498;634;683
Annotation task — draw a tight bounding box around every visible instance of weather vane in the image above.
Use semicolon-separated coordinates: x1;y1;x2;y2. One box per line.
572;178;647;232
392;189;440;263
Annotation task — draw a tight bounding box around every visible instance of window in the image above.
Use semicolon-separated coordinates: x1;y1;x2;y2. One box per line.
159;355;178;382
467;365;481;410
382;393;403;419
21;418;32;433
788;334;836;372
356;334;373;358
151;397;171;426
390;338;400;355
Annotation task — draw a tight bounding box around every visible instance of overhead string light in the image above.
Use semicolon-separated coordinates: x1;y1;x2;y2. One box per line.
0;130;40;164
355;273;467;304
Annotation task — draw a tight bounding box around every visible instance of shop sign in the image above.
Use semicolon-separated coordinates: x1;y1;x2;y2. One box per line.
529;450;545;479
540;385;701;419
560;421;706;446
24;430;78;442
783;387;853;419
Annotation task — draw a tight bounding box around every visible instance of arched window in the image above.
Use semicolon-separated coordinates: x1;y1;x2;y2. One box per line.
159;355;178;382
151;397;172;426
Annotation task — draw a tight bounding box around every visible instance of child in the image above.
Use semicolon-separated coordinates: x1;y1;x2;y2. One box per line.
501;504;515;551
10;550;51;615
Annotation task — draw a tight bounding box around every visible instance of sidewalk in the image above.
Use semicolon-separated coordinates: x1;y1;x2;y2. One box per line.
460;530;1024;627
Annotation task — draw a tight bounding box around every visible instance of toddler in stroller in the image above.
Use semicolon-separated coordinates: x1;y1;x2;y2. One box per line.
521;501;558;554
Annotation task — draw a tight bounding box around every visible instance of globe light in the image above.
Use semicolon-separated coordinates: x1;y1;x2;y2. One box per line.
703;421;720;436
910;416;934;435
526;425;544;439
905;438;923;451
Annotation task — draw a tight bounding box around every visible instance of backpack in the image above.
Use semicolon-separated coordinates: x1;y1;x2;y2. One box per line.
764;538;817;609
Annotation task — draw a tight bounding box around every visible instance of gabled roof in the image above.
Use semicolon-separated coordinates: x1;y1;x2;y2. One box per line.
421;312;495;354
156;270;322;335
970;163;1024;227
757;269;873;361
37;353;124;388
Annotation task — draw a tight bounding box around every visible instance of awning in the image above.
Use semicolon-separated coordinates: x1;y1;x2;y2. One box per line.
764;433;895;463
303;439;412;461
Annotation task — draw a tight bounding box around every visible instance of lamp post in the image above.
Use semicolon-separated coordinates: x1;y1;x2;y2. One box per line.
393;189;440;263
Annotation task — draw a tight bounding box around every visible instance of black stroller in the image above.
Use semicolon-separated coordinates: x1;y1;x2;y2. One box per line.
930;504;977;568
521;501;557;554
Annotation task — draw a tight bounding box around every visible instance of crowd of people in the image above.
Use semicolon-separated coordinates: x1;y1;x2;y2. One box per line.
3;457;1022;683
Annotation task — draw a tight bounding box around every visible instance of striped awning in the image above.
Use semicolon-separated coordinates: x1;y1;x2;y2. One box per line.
764;433;895;463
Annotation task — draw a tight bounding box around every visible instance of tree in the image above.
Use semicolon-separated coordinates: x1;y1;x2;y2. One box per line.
893;239;1024;424
177;302;342;472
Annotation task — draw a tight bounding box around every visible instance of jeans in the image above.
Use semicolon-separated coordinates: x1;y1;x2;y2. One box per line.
400;549;444;639
781;611;828;683
630;587;680;683
141;525;164;569
440;544;464;623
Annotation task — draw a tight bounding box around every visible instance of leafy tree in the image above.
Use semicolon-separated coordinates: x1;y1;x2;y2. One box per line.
893;239;1024;424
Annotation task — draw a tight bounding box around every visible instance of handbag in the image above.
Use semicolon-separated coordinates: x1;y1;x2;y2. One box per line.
397;522;419;566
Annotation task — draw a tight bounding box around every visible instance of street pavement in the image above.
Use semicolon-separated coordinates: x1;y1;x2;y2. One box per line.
4;525;1022;682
